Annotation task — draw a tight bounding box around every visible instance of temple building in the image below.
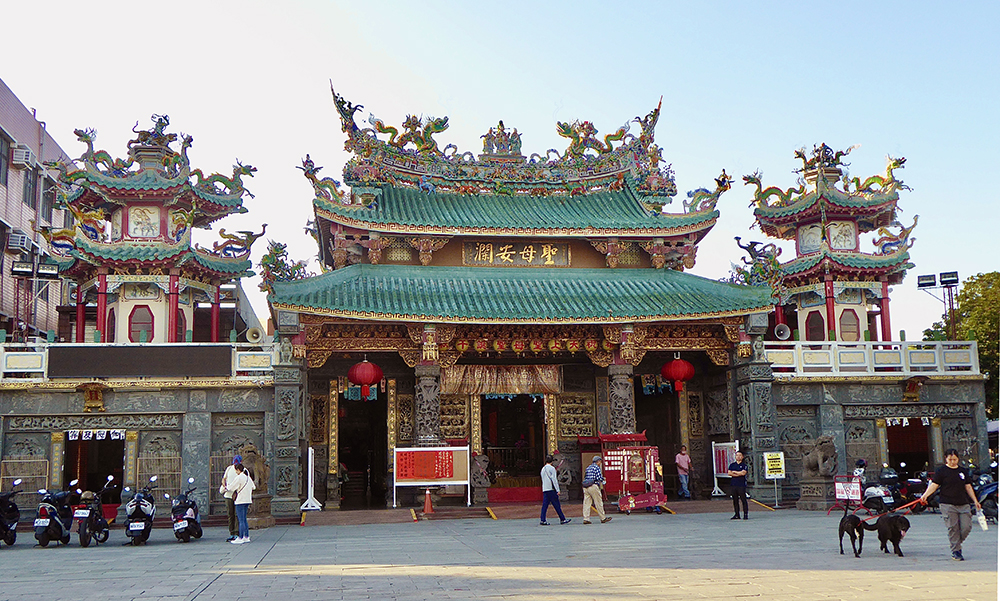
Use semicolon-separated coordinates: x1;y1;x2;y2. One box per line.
0;116;282;519
267;89;784;508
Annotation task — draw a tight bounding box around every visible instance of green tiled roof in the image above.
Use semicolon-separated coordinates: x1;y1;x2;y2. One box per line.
781;249;913;275
315;183;718;236
188;250;253;275
270;264;773;324
85;169;187;191
755;187;898;220
72;237;186;262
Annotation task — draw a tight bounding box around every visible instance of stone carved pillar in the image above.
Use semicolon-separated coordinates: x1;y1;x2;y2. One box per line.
181;390;211;517
930;417;943;467
608;364;635;434
272;355;304;515
733;345;778;503
414;364;444;447
118;431;139;522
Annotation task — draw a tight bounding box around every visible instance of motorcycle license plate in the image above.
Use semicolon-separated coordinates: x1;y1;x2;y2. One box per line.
74;509;91;518
128;522;146;531
33;518;50;527
173;520;188;531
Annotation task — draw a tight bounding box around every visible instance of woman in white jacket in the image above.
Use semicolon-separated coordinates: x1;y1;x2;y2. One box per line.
225;463;256;544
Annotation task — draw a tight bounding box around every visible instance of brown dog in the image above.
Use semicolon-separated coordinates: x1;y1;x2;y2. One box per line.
839;507;865;557
861;514;910;557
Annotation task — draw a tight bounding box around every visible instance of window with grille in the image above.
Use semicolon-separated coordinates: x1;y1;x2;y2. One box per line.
22;167;38;209
0;135;9;186
839;309;860;342
129;305;154;342
806;311;826;341
40;179;56;223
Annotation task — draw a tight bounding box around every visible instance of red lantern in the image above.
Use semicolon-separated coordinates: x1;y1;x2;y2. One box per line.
661;357;695;392
348;359;383;398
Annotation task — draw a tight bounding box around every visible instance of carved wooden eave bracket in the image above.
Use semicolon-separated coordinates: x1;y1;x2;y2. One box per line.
640;235;700;270
590;238;624;268
330;231;364;269
360;234;392;264
408;236;451;266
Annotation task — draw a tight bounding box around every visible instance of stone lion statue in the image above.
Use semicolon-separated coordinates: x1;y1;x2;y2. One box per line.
802;435;838;478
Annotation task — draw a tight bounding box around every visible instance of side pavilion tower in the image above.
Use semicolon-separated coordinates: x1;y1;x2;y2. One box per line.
743;144;916;344
268;88;775;508
44;115;262;344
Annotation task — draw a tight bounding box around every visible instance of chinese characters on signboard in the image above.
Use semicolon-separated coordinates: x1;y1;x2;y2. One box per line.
463;241;570;267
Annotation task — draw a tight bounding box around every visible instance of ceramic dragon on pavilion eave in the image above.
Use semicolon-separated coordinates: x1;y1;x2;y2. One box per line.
746;144;910;235
36;115;262;280
308;87;727;213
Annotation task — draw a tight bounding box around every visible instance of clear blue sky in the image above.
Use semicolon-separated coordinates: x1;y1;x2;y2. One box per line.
3;1;997;337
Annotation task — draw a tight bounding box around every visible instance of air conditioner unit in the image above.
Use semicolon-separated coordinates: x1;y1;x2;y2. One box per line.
6;233;32;254
10;144;35;169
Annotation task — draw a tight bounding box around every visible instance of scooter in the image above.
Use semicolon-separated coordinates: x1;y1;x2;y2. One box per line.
123;476;157;545
167;477;203;543
861;466;897;514
33;479;79;547
0;478;23;546
973;466;998;524
73;475;115;548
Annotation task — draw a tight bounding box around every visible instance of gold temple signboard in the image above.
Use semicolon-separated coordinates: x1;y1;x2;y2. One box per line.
463;241;570;267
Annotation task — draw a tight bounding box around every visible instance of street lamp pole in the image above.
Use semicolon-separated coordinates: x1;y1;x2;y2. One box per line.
917;271;960;340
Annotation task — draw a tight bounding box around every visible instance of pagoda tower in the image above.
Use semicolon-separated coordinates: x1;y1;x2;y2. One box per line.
41;114;263;343
743;144;917;342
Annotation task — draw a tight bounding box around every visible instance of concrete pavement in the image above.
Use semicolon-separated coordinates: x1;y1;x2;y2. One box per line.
0;509;995;600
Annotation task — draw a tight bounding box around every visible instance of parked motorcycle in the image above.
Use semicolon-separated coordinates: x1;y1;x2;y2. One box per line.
33;479;79;547
73;475;115;548
973;464;998;524
898;472;929;514
861;465;898;514
167;477;203;543
0;478;23;546
123;476;157;546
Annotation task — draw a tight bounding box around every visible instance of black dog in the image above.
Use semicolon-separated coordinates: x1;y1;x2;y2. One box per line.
838;507;865;557
861;514;910;557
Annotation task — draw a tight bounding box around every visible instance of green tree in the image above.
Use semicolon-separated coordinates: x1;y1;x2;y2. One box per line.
923;272;999;417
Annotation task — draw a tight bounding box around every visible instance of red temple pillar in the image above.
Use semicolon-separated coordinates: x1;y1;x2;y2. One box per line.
210;284;221;343
774;304;786;326
96;271;107;342
824;277;836;341
75;280;86;343
880;280;892;342
167;273;179;343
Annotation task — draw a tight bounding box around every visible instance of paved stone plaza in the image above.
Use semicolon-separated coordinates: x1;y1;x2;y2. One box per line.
0;510;995;600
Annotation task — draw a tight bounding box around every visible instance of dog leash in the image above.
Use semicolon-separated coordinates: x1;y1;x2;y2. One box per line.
860;498;922;522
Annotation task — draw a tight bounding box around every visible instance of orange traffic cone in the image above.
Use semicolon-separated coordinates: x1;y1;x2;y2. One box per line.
423;488;435;514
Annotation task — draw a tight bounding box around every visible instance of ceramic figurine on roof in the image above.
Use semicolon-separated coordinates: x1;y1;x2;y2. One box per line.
743;144;917;344
304;87;731;273
39;115;264;344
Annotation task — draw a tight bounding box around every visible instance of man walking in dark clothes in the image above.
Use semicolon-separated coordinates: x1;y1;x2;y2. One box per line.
920;448;982;560
728;450;749;520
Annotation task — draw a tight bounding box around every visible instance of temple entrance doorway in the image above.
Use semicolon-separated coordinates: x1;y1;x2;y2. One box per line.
64;437;124;505
886;420;931;480
634;381;680;497
481;394;546;497
338;393;388;509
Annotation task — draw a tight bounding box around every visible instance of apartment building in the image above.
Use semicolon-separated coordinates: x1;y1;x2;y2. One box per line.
0;78;73;340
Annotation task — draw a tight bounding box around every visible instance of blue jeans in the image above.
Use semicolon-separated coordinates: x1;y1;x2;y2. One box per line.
678;474;690;498
540;490;566;522
235;503;249;538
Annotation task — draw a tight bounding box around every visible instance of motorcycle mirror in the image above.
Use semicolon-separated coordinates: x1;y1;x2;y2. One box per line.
69;479;79;487
12;478;22;486
124;487;131;492
150;476;158;483
107;475;115;482
900;462;907;468
188;477;195;484
38;489;48;494
164;493;171;499
76;489;82;494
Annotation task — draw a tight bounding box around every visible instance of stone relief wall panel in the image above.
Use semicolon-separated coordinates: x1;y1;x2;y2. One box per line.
211;413;264;457
212;389;265;412
942;418;978;461
276;388;298;441
105;391;181;414
705;387;731;436
310;395;328;445
844;419;878;480
139;431;181;456
6;414;181;431
596;376;610;435
772;385;818;405
2;433;49;459
0;392;75;415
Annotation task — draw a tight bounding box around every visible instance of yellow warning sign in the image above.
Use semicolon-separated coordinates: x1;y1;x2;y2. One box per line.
763;451;785;480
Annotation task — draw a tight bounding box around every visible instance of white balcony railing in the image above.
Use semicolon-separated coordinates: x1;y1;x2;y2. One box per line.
0;342;277;382
763;340;980;377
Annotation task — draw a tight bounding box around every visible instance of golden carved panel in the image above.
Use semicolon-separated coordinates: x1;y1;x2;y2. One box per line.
440;394;469;440
558;393;595;438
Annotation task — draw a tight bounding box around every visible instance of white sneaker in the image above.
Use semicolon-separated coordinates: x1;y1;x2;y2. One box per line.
230;538;242;545
242;537;250;544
